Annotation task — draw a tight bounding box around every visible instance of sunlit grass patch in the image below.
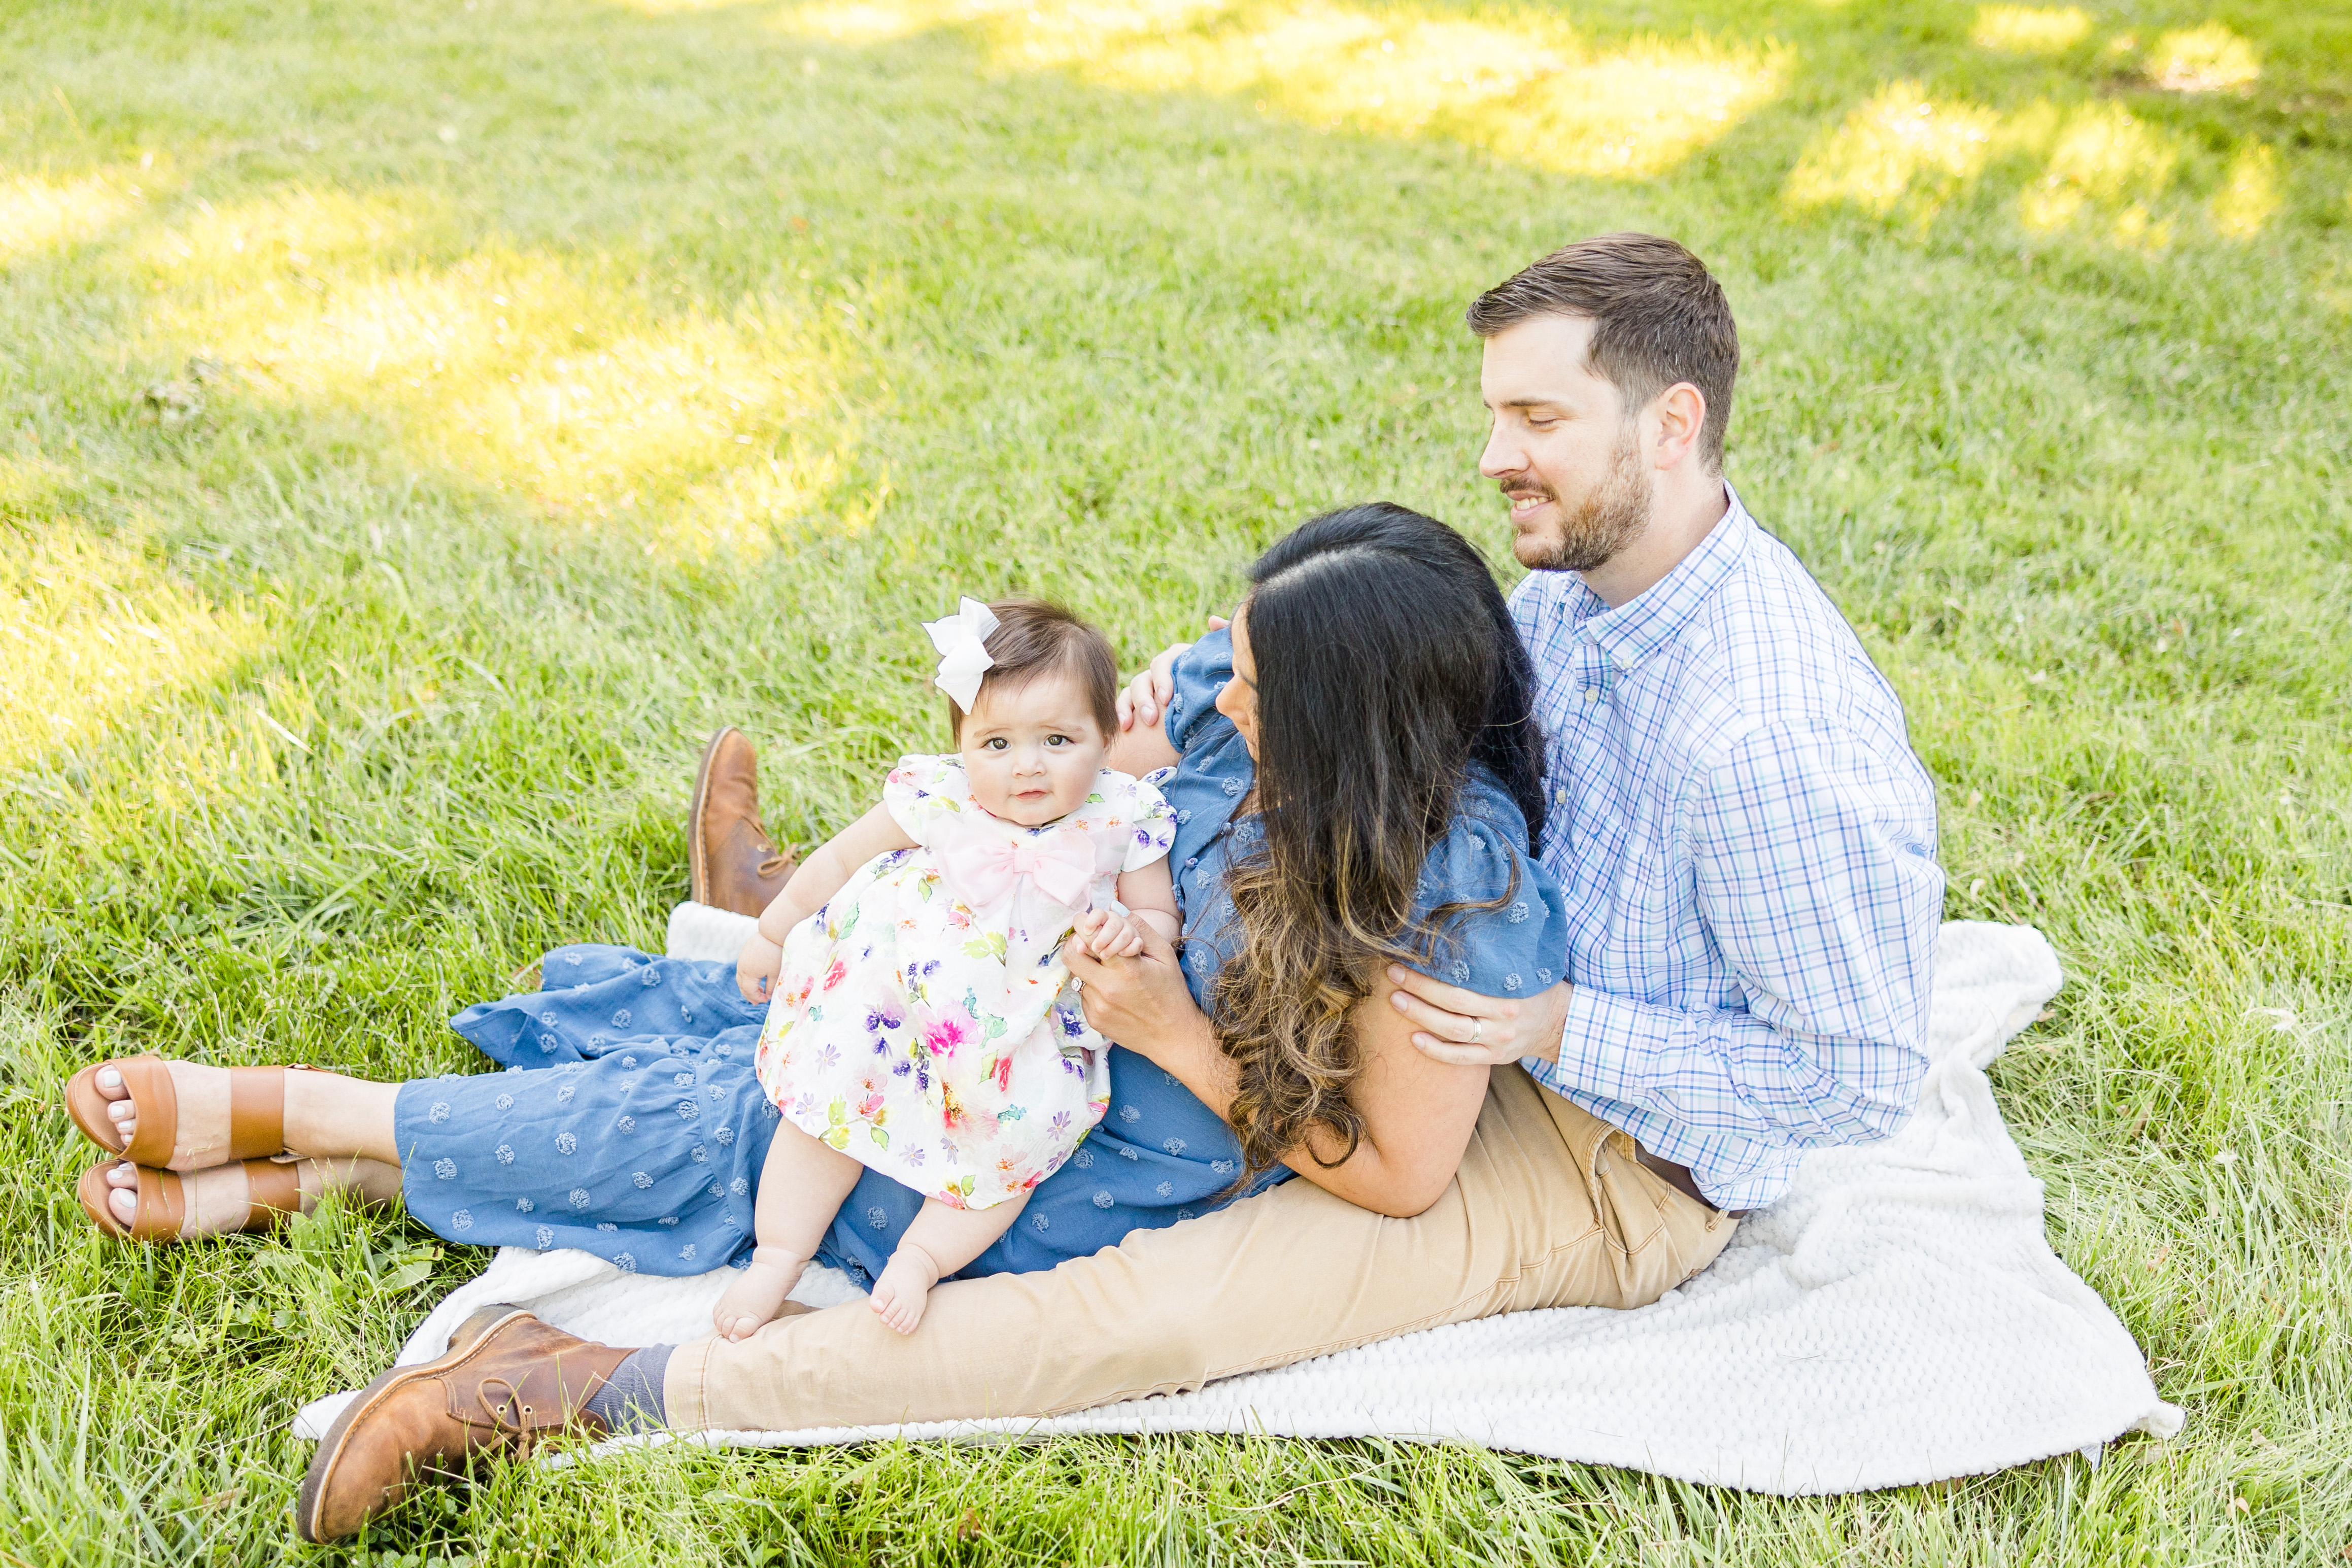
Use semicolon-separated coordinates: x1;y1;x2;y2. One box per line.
1969;5;2091;56
0;173;138;260
2018;102;2180;245
2145;22;2261;96
0;518;265;779
787;0;1788;178
1787;82;2208;248
148;214;867;557
1784;81;2002;217
2210;144;2282;241
125;183;442;281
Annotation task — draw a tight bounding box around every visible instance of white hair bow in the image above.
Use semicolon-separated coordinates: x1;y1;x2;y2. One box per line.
923;596;1000;711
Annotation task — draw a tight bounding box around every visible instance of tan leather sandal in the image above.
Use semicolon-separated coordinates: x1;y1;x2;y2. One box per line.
64;1056;302;1168
75;1156;304;1241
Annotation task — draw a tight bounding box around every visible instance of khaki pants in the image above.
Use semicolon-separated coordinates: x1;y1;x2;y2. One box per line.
667;1067;1735;1429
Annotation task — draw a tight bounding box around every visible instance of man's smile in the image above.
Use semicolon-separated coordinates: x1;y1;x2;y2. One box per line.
1504;485;1555;523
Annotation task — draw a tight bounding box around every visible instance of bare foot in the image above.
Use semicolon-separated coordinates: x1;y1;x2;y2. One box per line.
868;1241;943;1335
92;1062;236;1170
713;1247;803;1342
99;1159;260;1234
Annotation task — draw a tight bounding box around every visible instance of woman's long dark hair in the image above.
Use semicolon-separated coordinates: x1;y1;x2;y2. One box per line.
1210;502;1546;1183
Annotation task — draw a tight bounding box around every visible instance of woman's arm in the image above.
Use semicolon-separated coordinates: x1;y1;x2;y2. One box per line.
1063;928;1489;1217
1104;721;1179;779
1301;990;1491;1216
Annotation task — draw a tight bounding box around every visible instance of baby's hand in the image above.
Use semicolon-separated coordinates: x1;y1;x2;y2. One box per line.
736;932;784;1005
1076;909;1146;961
712;1247;801;1342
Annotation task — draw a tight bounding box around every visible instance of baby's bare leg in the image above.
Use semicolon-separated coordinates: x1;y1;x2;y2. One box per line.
870;1194;1028;1335
713;1124;862;1342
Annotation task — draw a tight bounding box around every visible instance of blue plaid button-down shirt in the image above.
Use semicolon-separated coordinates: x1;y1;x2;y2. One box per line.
1513;486;1945;1211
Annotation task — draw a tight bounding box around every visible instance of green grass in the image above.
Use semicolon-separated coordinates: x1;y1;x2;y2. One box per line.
3;0;2349;1559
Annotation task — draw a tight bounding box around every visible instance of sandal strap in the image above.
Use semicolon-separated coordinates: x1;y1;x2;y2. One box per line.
116;1057;181;1168
227;1066;288;1161
242;1158;305;1228
129;1167;189;1241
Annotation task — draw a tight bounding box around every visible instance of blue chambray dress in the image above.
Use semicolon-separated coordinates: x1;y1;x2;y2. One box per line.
393;628;1573;1282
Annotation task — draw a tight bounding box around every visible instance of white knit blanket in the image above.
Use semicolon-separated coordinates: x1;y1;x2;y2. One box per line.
295;915;2181;1494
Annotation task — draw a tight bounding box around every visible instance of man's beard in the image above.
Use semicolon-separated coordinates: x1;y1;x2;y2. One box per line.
1511;421;1653;573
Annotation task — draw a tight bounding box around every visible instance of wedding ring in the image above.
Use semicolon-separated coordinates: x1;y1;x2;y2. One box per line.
1470;1018;1484;1045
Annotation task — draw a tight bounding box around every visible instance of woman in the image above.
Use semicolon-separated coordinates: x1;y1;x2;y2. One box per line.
66;504;1566;1292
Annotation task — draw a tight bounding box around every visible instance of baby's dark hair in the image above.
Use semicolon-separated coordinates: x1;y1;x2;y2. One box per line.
945;597;1120;742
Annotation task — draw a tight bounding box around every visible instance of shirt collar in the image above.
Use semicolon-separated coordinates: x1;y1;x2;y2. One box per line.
1558;482;1753;675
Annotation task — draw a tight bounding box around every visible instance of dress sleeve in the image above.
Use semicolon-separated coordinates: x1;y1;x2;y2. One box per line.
1117;772;1178;872
1404;811;1572;1001
881;753;962;848
1162;628;1238;758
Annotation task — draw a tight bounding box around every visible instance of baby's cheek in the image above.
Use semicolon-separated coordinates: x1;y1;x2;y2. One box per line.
960;752;1009;814
1054;758;1100;811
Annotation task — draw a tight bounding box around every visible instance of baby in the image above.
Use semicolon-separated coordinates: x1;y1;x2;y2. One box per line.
718;597;1180;1336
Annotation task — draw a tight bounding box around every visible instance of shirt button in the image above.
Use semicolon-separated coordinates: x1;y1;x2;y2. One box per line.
1555;788;1569;805
1583;689;1601;702
1184;857;1197;868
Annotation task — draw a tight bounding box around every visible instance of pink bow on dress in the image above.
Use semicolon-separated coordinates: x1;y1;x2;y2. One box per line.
935;819;1097;918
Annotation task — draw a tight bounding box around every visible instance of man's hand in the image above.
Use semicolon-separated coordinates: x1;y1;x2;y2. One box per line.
1114;615;1230;732
1386;968;1572;1067
736;932;785;1004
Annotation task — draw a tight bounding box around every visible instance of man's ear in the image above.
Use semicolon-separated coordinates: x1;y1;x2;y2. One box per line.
1649;381;1709;470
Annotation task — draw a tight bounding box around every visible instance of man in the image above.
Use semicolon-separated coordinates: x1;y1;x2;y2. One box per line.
298;234;1943;1540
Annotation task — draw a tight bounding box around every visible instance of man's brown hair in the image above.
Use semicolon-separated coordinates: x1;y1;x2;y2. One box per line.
1463;232;1740;473
946;597;1120;741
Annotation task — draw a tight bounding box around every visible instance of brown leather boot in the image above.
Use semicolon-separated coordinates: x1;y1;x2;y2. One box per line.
688;726;796;917
295;1307;634;1543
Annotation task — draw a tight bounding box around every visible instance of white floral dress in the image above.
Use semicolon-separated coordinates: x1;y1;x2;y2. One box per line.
754;755;1177;1209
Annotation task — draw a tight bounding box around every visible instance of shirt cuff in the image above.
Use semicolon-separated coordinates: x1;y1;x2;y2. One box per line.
1545;986;1672;1102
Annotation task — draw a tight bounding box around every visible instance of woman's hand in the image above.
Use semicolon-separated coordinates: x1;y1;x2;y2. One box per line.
1114;615;1230;732
736;932;785;1004
1385;968;1573;1067
1062;920;1202;1064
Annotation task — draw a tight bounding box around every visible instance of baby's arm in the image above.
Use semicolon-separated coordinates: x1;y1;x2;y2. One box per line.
736;802;917;1002
1078;861;1181;959
1115;860;1180;940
